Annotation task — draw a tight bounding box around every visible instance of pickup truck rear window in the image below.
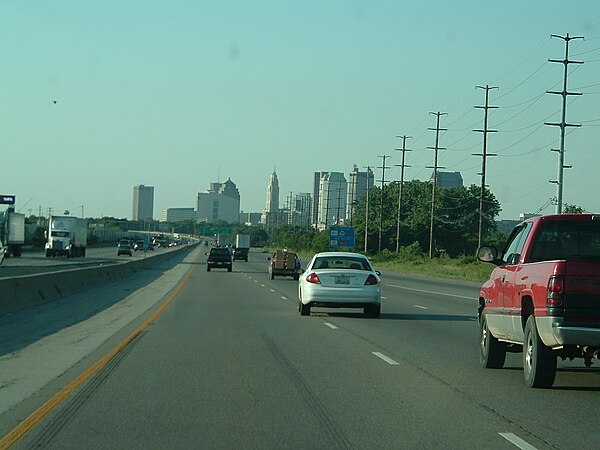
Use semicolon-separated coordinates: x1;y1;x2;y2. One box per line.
530;221;600;262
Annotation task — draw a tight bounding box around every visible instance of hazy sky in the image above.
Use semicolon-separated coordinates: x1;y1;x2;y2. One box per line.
2;1;599;221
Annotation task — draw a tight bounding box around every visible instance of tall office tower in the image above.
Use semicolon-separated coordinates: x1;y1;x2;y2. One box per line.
310;171;327;226
347;165;374;223
291;192;312;226
132;184;154;220
261;171;280;226
317;172;347;227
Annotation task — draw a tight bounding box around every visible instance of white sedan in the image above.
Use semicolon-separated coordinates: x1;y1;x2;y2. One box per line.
298;252;381;318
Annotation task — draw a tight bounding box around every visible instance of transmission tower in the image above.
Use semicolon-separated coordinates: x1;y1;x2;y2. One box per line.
545;33;583;214
395;135;411;253
474;85;498;249
363;165;371;252
377;155;390;252
427;112;447;258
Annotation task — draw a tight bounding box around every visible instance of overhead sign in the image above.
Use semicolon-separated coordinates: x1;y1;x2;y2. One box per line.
199;226;232;235
329;226;355;248
0;195;15;205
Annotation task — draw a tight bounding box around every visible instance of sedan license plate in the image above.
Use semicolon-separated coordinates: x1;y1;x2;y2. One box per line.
335;275;350;285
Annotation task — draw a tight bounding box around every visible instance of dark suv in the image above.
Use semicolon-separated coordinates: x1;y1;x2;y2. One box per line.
206;247;233;272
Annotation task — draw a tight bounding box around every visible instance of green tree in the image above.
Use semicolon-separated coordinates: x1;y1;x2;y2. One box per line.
563;203;585;214
352;180;501;257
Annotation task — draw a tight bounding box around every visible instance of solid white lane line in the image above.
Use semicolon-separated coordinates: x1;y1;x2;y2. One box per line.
372;352;399;365
413;305;429;310
499;433;538;450
324;323;338;330
386;283;474;300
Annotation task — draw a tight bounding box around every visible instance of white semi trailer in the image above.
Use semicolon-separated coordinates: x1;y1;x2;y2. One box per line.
0;208;25;257
45;215;87;258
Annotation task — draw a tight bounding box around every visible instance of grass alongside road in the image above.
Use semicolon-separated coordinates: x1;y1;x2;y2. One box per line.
263;247;493;284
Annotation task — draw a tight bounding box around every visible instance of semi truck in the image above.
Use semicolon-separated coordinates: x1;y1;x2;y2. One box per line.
0;207;25;257
233;234;250;261
45;215;88;258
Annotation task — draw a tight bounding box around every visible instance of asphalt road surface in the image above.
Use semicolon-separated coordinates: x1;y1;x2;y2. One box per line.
1;244;599;449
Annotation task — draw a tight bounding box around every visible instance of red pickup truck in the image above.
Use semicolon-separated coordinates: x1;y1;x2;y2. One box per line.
477;214;600;388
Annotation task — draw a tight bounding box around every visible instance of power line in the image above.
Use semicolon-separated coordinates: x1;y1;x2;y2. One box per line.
394;135;411;252
545;33;584;214
474;85;499;249
427;112;447;258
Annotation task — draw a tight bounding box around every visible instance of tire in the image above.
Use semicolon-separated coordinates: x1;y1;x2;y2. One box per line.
364;304;381;318
227;266;232;272
479;314;506;369
293;273;300;281
46;250;50;258
270;272;274;280
207;266;211;272
523;316;557;388
300;301;310;316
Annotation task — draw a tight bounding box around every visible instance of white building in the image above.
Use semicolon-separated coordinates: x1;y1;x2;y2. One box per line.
261;171;280;226
347;165;374;222
161;207;196;223
196;179;241;223
317;172;347;227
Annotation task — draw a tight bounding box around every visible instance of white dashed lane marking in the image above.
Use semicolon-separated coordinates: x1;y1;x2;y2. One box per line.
372;352;399;365
499;433;538;450
324;323;338;330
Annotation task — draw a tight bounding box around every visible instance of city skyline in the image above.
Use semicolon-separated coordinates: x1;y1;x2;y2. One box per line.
2;2;599;221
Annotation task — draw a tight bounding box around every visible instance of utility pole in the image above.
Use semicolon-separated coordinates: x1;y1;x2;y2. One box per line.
377;155;390;252
474;85;498;249
545;33;583;214
364;165;371;253
427;112;447;258
395;135;411;253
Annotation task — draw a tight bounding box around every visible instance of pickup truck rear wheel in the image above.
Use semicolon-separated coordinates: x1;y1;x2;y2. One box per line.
523;316;557;388
479;314;506;368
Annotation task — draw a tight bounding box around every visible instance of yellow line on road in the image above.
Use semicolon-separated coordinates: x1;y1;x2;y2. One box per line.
0;256;197;450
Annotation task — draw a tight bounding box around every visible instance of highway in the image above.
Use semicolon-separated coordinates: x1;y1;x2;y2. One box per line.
0;245;175;278
1;244;599;449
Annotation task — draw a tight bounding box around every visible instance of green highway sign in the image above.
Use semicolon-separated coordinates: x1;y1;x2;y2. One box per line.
199;226;232;235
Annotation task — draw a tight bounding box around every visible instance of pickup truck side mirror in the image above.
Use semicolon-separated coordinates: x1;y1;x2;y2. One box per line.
477;246;502;265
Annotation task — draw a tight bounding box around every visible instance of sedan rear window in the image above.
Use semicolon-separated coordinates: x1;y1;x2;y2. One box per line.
313;257;370;270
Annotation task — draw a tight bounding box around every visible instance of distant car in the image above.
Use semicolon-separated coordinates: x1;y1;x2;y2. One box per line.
298;252;381;318
206;247;233;272
117;239;133;256
134;240;153;251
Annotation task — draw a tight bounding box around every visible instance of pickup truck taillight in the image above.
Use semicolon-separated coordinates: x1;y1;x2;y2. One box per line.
547;275;564;306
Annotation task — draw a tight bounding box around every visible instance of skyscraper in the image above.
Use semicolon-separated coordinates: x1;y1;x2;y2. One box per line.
317;172;347;227
261;171;279;226
132;184;154;220
347;165;374;223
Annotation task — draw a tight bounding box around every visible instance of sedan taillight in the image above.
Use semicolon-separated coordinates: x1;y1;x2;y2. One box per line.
306;273;321;284
364;274;379;285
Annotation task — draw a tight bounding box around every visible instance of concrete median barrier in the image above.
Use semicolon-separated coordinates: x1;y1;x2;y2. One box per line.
0;244;197;316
